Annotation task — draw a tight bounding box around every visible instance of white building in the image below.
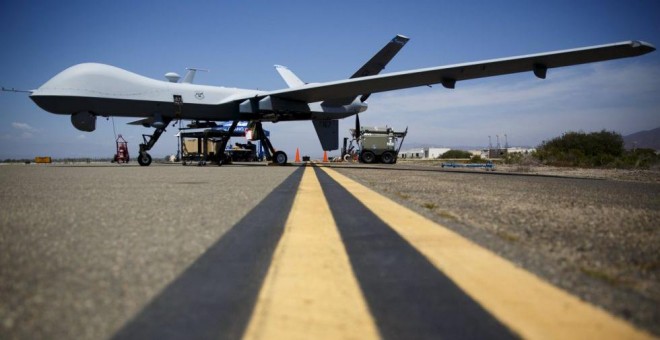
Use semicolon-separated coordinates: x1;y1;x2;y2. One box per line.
507;147;536;154
399;147;451;159
399;148;426;159
477;147;536;159
426;148;451;159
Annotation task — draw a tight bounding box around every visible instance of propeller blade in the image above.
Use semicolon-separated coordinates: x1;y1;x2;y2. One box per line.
355;113;360;138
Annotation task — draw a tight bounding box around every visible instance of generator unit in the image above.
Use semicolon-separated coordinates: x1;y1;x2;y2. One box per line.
345;126;408;164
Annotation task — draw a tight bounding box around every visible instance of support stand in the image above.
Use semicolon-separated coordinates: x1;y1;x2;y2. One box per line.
216;120;239;166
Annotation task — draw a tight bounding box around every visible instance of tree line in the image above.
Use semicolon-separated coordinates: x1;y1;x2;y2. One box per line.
439;130;658;168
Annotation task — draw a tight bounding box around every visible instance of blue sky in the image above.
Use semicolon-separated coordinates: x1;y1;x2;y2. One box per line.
1;0;659;159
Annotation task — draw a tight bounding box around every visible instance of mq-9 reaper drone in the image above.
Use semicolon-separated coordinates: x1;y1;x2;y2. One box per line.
27;35;654;165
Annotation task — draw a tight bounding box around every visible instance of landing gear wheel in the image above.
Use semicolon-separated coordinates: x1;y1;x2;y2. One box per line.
360;150;376;164
381;151;395;164
138;152;152;166
273;151;288;165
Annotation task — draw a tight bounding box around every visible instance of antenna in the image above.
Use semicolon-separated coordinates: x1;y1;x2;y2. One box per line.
182;68;209;84
1;87;32;93
504;134;509;149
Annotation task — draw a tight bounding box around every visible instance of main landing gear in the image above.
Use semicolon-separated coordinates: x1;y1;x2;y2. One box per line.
252;122;287;165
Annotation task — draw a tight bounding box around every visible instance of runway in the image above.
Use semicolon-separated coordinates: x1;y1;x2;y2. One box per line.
0;163;656;339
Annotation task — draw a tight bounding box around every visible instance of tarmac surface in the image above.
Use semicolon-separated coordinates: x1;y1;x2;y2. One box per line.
0;162;657;339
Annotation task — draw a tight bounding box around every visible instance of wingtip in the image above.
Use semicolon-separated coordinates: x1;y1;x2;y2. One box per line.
392;35;409;45
631;40;656;53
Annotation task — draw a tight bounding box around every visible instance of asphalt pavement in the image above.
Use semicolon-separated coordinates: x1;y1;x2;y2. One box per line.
0;162;657;339
1;164;297;339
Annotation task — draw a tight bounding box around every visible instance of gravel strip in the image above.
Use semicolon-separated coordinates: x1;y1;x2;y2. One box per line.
332;163;660;335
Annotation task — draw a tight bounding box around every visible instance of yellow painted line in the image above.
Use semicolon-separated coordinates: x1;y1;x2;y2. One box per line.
243;166;380;340
319;166;653;340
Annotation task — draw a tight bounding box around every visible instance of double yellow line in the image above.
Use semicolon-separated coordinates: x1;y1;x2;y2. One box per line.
243;165;379;339
243;166;652;340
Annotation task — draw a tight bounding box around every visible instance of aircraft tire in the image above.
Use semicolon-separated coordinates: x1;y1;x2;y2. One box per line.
137;152;152;166
381;151;395;164
360;150;376;164
273;151;288;165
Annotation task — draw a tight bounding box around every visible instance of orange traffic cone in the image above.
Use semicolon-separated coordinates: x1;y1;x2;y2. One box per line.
323;151;329;162
295;148;301;162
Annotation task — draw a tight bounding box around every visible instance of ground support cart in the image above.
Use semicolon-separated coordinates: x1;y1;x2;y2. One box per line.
113;134;130;163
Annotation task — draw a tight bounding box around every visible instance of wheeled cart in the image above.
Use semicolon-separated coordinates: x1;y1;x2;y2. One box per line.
113;134;130;163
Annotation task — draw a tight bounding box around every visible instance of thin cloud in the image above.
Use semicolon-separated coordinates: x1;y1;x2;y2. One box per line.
11;122;41;139
11;122;40;133
267;61;660;154
353;61;660;148
374;62;659;114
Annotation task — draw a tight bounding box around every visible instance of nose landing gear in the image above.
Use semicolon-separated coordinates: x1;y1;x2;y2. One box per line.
137;152;152;166
137;118;171;166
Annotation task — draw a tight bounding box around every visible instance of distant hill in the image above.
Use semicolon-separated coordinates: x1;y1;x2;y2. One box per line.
624;127;660;150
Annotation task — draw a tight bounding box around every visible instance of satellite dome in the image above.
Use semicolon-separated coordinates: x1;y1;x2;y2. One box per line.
165;72;181;83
